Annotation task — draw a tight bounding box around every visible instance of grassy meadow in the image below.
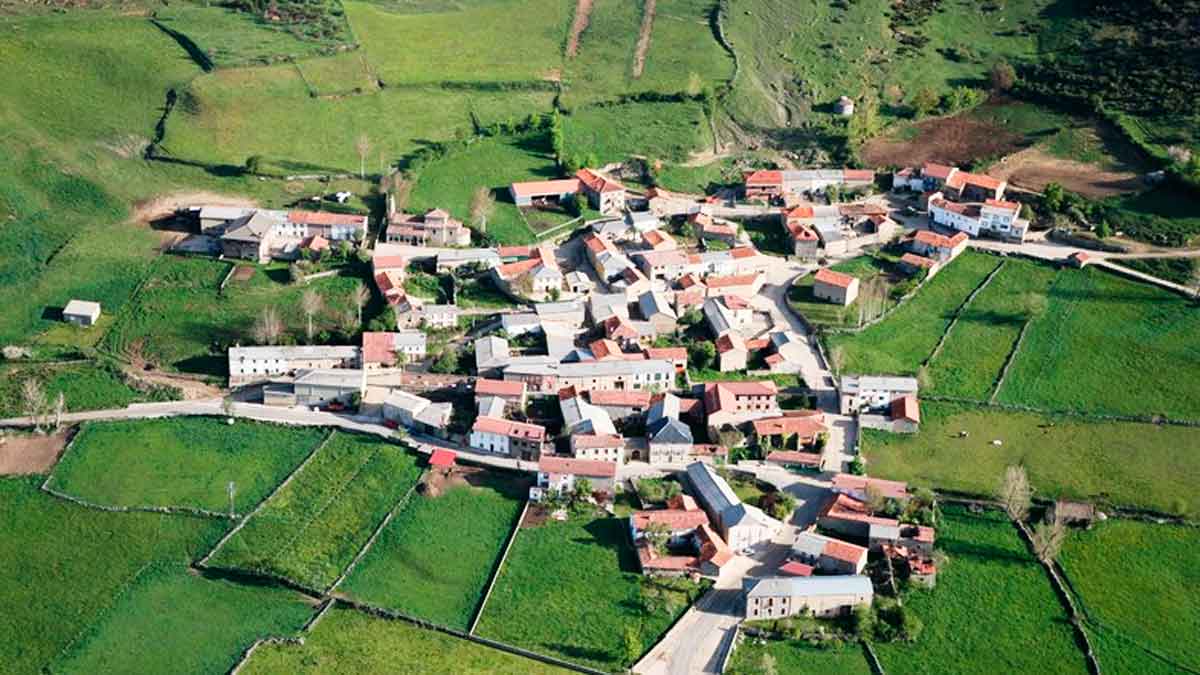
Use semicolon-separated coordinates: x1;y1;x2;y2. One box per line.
0;361;178;418
826;252;1001;375
1060;520;1200;672
562;100;712;165
862;402;1200;517
873;506;1085;675
476;513;703;671
726;640;872;675
242;604;573;675
788;255;899;328
0;476;226;674
341;476;525;630
49;418;327;513
206;432;422;591
153;4;342;67
51;564;314;675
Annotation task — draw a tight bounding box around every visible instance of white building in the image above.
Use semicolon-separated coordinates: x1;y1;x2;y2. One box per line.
686;461;783;552
840;375;919;414
743;576;873;620
62;300;101;327
929;193;1028;242
228;345;360;386
537;455;617;495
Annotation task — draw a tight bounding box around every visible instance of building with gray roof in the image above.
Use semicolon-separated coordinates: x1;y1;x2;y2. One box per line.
839;375;919;414
742;575;873;619
685;462;782;551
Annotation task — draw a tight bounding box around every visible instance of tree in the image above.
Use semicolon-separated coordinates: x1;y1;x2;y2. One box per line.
643;521;671;555
352;283;370;328
849;455;866;475
864;485;887;515
1191;262;1200;301
429;348;459;374
355;133;371;180
1031;513;1067;563
758;652;779;675
828;344;846;374
1094;220;1112;239
244;155;264;174
715;427;743;451
689;341;716;371
911;87;939;118
997;465;1033;522
252;306;284;345
990;61;1016;93
301;289;324;344
622;626;643;666
468;186;495;232
335;239;352;260
1042;182;1065;213
21;378;47;432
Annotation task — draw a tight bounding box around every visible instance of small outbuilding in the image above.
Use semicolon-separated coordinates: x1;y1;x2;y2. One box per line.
62;300;102;327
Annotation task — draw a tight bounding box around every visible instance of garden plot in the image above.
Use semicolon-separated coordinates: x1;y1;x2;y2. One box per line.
205;432;422;591
475;512;704;671
341;468;526;630
873;506;1085;675
788;255;900;329
242;604;572;674
48;418;326;514
51;564;314;675
1060;519;1200;672
862;401;1200;517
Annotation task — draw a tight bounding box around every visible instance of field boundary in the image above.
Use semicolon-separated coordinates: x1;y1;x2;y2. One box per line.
631;0;657;78
988;319;1031;403
326;472;425;594
921;395;1200;428
820;254;946;336
922;258;1007;367
51;561;159;666
861;639;886;674
468;498;530;634
198;429;335;567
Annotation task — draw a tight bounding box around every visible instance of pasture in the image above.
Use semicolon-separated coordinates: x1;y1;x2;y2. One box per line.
825;252;1001;375
562;100;712;165
205;432;422;591
726;640;872;675
873;506;1085;675
242;604;573;674
51;564;314;675
103;256;363;377
341;473;525;630
862;401;1200;517
49;418;327;513
476;513;703;671
1060;520;1200;672
788;256;899;328
0;476;225;674
996;266;1200;419
153;4;342;67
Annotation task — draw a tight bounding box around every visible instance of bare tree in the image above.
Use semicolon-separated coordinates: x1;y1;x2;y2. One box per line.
21;379;47;433
864;484;888;515
1031;513;1067;563
1191;263;1200;301
301;289;324;344
339;307;359;336
997;465;1033;522
391;175;412;213
828;345;845;374
355;133;371;180
53;392;66;431
353;283;370;328
252;306;284;345
468;186;495;232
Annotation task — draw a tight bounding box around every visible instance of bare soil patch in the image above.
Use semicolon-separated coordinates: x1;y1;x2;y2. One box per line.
862;115;1023;168
123;365;223;400
520;504;552;528
231;266;256;282
985;147;1143;199
131;191;257;226
565;0;594;58
631;0;656;78
0;428;70;474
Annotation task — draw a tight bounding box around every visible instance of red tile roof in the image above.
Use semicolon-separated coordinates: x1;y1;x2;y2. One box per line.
510;178;582;198
572;433;624;449
702;222;737;237
843;169;875;182
704;381;779;414
821;493;901;527
891;394;920;423
706;273;760;289
922;162;956;181
832;474;910;500
473;416;545;441
753;412;827;437
822;538;868;565
668;494;700;511
716;332;747;354
961;172;1004;191
475;378;526;398
361;331;397;365
745;338;769;351
765;450;822;467
779;561;815;577
538;455;617;477
729;246;759;260
744;170;783;186
785;204;816;219
603;315;639;340
287;210;367;226
498;245;533;258
644;346;687;362
496;258;540;279
814;268;857;289
984;198;1020;211
642;230;675;249
785;220;819;240
697;522;733;567
900;253;937;269
588;390;652;407
428;449;456;468
631;508;711;531
575;168;625;194
914;229;968;249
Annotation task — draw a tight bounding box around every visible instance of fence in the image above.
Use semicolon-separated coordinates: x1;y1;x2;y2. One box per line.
469;499;531;634
327;475;425;594
921;258;1007;367
987;319;1031;403
861;639;886;675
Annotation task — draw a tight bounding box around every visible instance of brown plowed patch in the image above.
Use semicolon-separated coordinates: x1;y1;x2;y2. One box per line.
565;0;594;58
862;115;1023;169
131;191;257;225
985;148;1143;199
0;429;70;475
632;0;656;78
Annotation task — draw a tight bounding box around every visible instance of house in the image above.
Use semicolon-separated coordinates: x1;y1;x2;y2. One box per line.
292;368;365;408
703;381;781;431
840;375;919;414
491;245;562;300
589;292;630;324
634;249;692;281
361;331;426;367
752;411;827;450
477;395;506;418
587;390;652;421
763;331;808;374
890;395;920;432
819;493;901;539
194;205;253;233
899;253;939;278
382;390;452;435
910;229;969;262
703;295;753;337
643;346;687;374
419;304;459;329
537;455;617;495
929;193;1028;242
628;210;661;234
716;332;749;372
742;576;873;619
686;461;783;551
435;248;501;272
535;300;587;329
646;393;695;464
501;312;542;337
812;268;859;306
704;273;764;299
470;416;546;460
384;207;470;247
946;170;1007;202
765;450;824;472
503;359;675;393
576;168;627;214
629;498;733;577
792;531;869;575
744;169;875;201
1049;499;1098;527
220;209;286;262
870;523;936;554
288;210;368;242
62;300;101;327
559;386;618;436
642;229;677;251
571;433;625;464
831;474;911;502
474;335;511;373
629;496;711;542
474;378;527;412
783;212;821;259
509;178;582;208
565;270;595;294
228;345;360;386
637;291;677;334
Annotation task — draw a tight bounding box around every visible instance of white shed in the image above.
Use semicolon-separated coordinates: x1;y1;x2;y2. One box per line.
62;300;102;327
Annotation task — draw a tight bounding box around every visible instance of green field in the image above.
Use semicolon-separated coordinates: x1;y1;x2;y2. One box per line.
242;604;572;674
206;432;422;590
996;267;1200;419
0;476;226;674
637;0;734;96
926;258;1058;399
789;256;900;328
52;564;314;674
0;361;178;418
873;506;1085;675
862;401;1200;517
342;475;525;630
49;418;327;513
826;252;1001;375
1060;520;1200;672
562;99;712;165
103;256;362;377
154;4;344;67
476;513;703;671
726;640;872;675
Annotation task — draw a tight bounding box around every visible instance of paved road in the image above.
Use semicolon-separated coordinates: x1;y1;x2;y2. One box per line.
634;588;743;675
